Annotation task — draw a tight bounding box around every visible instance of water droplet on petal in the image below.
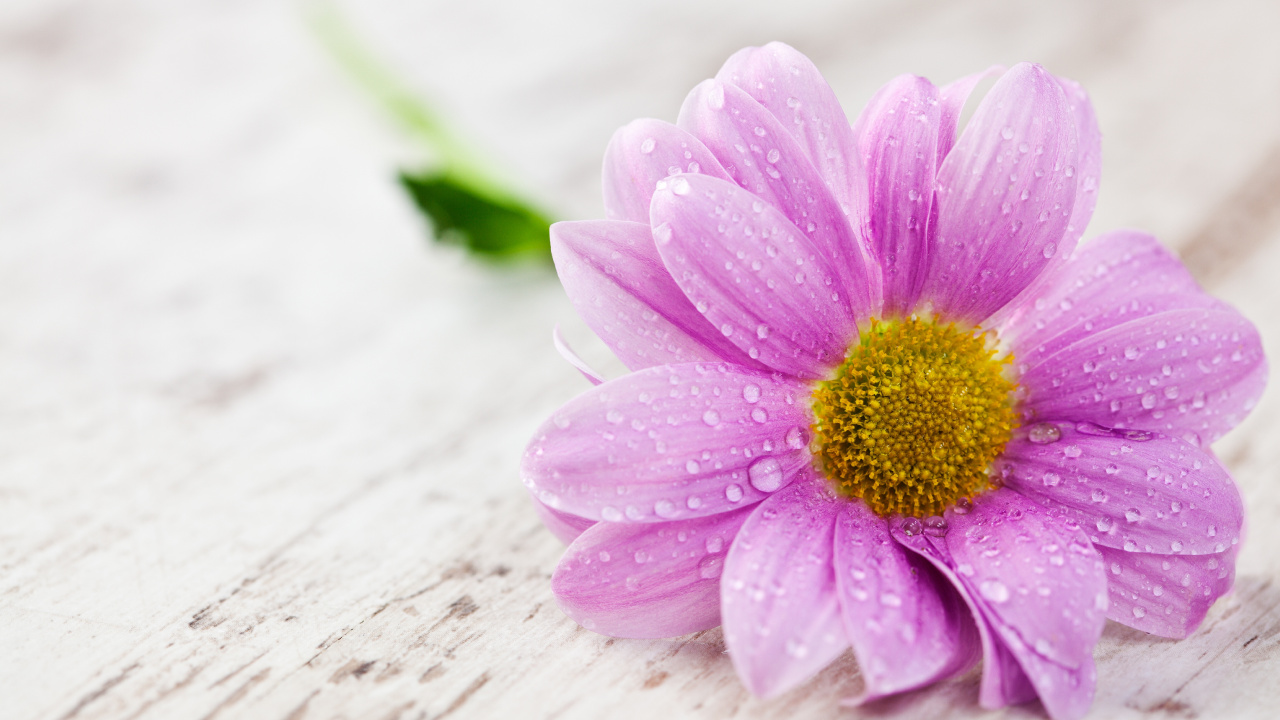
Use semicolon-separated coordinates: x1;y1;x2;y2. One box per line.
725;484;744;502
601;506;623;522
640;137;656;154
702;409;721;426
747;457;785;492
901;517;923;536
980;580;1010;603
670;176;691;195
785;426;808;450
1027;423;1062;444
742;384;761;403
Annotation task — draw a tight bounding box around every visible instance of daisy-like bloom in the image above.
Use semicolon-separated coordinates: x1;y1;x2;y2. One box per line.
523;43;1267;719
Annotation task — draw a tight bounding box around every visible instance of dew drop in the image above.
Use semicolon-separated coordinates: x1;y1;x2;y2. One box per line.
751;407;768;423
725;484;744;502
742;384;761;403
640;137;656;154
601;506;623;522
655;499;678;518
901;517;923;536
1132;606;1147;619
686;460;700;475
923;516;949;537
702;409;721;426
670;176;691;195
748;457;785;492
980;580;1010;603
1027;423;1062;444
785;426;808;450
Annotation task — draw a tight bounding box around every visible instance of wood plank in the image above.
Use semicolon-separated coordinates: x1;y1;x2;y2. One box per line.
2;1;1278;718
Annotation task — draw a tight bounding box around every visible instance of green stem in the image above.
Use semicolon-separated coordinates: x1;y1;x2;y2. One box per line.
309;2;507;200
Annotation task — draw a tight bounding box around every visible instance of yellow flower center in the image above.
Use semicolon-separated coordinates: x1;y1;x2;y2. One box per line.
812;317;1018;518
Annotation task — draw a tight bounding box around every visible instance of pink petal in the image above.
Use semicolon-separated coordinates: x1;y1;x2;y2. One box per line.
531;493;597;545
942;489;1108;720
602;119;734;223
888;518;1038;709
936;65;1004;166
552;508;751;638
1018;306;1267;446
551;220;759;370
522;362;813;523
553;324;605;385
1000;422;1243;556
1097;544;1237;638
852;74;941;315
833;500;980;702
715;42;862;218
678;79;877;317
651;173;858;378
1057;76;1101;251
924;63;1078;323
722;475;850;698
994;230;1215;366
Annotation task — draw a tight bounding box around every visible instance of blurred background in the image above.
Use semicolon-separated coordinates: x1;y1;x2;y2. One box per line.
3;1;1279;718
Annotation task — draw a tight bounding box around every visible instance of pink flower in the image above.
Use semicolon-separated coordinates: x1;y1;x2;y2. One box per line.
523;43;1267;719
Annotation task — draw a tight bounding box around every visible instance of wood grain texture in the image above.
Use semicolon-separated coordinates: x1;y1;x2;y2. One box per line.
2;1;1278;719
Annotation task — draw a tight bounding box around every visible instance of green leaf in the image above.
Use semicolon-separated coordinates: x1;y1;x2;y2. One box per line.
399;171;553;261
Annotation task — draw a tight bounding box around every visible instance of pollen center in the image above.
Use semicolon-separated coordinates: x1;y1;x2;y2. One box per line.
812;317;1018;518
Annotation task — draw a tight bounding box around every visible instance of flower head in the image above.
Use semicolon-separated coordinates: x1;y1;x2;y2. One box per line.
523;43;1267;719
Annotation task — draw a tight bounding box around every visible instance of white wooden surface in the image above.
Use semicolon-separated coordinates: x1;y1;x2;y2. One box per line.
3;1;1280;718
